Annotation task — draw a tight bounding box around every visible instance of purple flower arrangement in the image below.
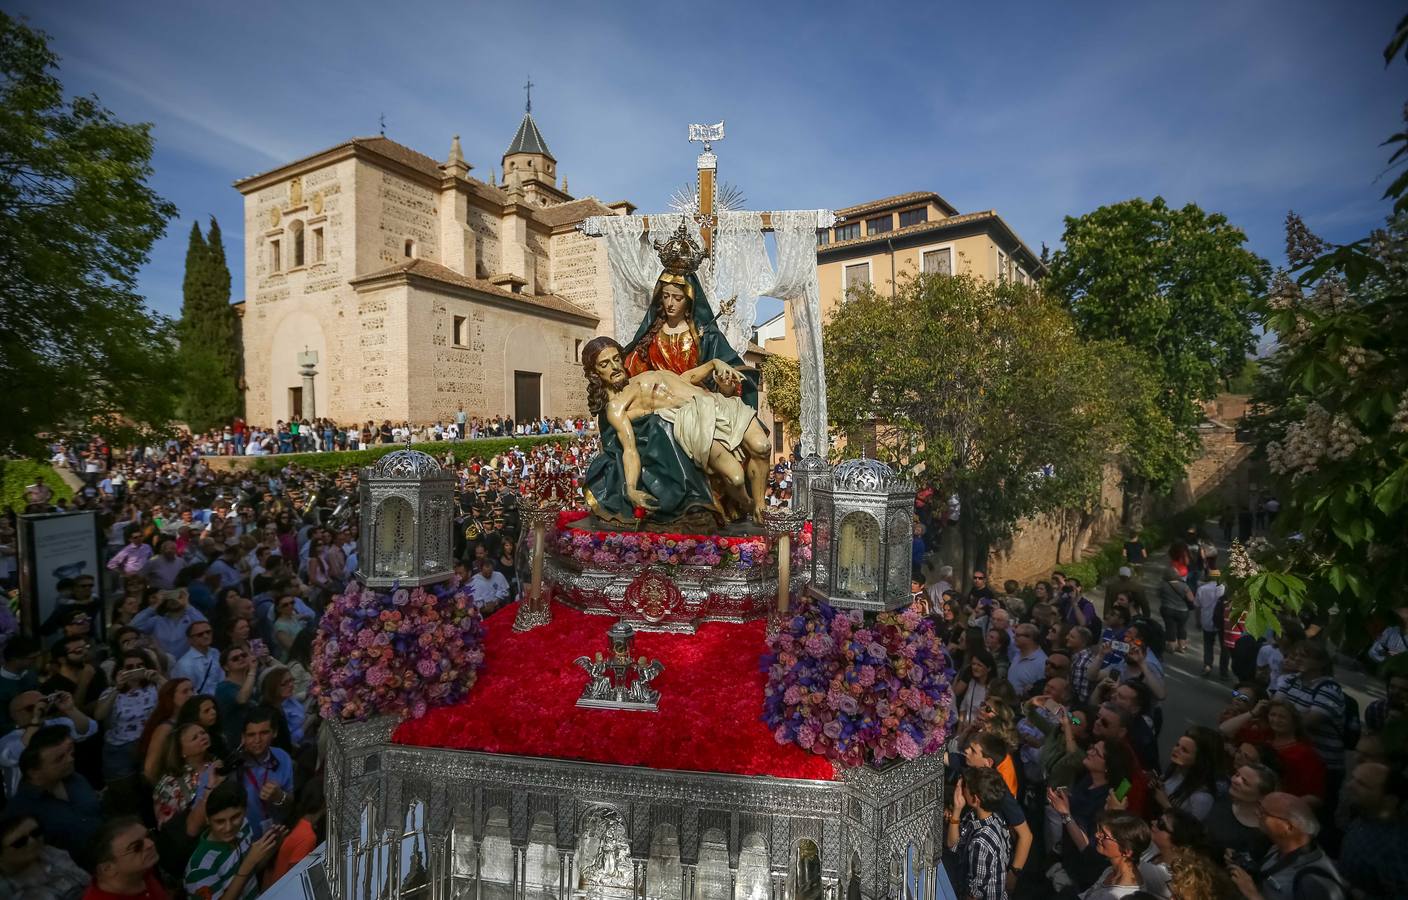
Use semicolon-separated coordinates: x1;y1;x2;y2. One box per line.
554;509;813;572
762;599;953;768
312;579;486;723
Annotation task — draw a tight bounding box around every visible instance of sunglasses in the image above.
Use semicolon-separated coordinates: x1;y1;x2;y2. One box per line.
1231;690;1253;703
1069;715;1083;726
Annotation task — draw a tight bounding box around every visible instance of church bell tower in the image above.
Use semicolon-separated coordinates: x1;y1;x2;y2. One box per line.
502;79;569;206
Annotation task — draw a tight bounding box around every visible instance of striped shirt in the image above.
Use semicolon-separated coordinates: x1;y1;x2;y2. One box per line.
185;820;257;900
959;810;1011;900
1274;674;1346;771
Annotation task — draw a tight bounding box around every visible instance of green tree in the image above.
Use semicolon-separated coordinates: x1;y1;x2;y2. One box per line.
0;12;178;456
177;216;239;430
1045;198;1268;515
824;273;1136;575
759;354;801;450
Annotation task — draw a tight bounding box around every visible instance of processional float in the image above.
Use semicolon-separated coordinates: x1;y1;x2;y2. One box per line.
296;123;952;900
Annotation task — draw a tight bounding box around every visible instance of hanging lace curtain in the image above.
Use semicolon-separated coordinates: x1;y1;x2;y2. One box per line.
586;213;689;342
712;212;773;354
761;210;831;457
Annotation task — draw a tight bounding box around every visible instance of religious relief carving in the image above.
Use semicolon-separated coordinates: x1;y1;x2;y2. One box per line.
269;207;281;228
289;176;303;206
313;192;324;215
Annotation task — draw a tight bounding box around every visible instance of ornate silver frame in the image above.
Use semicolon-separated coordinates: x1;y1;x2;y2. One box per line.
321;717;945;900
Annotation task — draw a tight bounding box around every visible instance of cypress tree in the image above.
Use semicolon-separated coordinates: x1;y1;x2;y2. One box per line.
177;218;239;431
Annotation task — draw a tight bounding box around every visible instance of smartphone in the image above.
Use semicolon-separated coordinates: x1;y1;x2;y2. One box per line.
1111;641;1130;654
1114;778;1132;802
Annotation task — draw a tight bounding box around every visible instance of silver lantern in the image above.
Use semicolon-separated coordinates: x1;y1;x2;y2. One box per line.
356;446;456;589
790;453;831;518
807;458;916;611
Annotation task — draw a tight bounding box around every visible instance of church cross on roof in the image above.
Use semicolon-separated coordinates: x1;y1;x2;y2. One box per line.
505;78;555;162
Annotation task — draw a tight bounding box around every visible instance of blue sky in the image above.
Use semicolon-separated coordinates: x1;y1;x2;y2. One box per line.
10;0;1405;321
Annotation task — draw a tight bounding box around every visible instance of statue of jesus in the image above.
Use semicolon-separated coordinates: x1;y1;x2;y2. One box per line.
582;336;770;525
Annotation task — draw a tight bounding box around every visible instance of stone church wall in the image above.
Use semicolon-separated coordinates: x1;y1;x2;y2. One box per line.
241;159;360;426
467;204;500;278
356;162;440;273
401;283;594;422
549;229;614;335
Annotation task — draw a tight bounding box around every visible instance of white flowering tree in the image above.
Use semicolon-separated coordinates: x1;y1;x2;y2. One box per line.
1240;198;1408;641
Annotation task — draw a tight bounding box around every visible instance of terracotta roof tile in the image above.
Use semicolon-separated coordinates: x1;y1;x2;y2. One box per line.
835;191;959;219
351;258;598;323
533;197;617;228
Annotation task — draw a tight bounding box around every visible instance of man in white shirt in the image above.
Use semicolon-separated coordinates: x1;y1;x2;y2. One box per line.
468;558;509;613
1195;568;1226;678
171;621;224;695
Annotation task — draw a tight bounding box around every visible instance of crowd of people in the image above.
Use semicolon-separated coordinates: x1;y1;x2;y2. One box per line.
929;545;1407;900
0;426;654;899
4;427;1405;900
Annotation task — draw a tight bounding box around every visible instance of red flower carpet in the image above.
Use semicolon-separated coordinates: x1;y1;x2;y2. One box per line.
393;601;837;781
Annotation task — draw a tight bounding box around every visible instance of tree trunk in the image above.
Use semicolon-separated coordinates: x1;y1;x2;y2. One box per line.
1122;476;1147;533
959;507;978;589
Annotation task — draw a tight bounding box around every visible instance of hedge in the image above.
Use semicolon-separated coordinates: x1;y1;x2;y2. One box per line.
245;434;579;473
0;459;75;513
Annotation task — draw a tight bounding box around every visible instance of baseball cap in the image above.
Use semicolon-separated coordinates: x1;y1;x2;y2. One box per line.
1118;566;1132;578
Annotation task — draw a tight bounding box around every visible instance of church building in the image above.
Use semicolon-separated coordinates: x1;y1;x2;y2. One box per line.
233;107;632;427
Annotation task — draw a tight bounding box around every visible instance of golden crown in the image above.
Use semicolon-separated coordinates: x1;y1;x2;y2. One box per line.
654;223;706;275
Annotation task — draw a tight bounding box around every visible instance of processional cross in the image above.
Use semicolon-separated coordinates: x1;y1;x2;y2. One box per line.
578;121;834;456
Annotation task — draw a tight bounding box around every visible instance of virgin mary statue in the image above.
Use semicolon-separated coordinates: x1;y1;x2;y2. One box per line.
583;224;763;527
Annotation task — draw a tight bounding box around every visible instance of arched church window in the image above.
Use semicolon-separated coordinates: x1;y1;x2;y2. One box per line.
289;220;305;268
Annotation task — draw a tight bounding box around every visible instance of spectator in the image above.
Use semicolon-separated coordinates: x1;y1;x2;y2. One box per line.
1228;792;1345;900
6;726;104;870
0;634;43;733
955;649;998;726
84;815;168;900
130;590;207;660
1156;563;1195;655
1367;605;1408;663
1363;656;1407;735
171;620;223;696
176;694;229;761
1195;567;1225;678
265;778;324;888
41;634;108;712
468;557;509;612
1272;642;1347;804
232;707;295;836
1;689;98;797
183;780;284;900
138;677;193;785
1204;763;1278;862
1337;760;1408;898
1103;568;1149;619
92;652;162;792
152;722;224;877
964;730;1019;798
1048;738;1136;888
1007;625;1047;698
214;646;256;747
1152;726;1225;821
1080;811;1152;899
0;812;89;899
141;541;185;591
945;766;1013;900
1143;809;1208;898
106;530;153;580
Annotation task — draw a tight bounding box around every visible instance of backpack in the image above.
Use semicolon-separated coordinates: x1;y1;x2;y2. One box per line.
1342;693;1362;751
